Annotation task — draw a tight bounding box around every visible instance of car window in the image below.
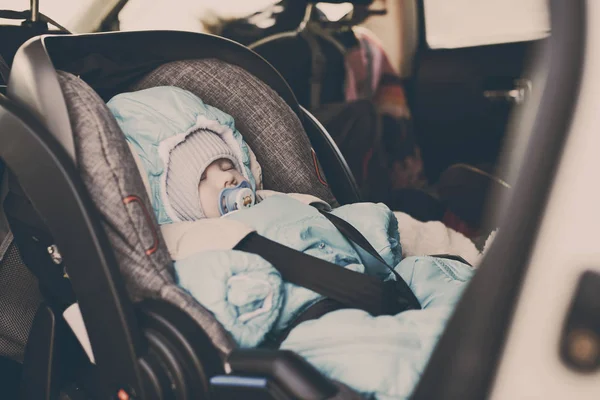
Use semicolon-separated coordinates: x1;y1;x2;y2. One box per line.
423;0;550;49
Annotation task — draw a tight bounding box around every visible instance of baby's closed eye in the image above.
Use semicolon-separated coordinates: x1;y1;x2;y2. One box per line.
220;159;234;170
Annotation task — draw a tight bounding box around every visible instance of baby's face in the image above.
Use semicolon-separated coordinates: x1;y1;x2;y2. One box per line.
198;158;246;218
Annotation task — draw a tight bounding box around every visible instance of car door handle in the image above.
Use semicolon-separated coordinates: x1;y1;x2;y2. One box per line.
483;78;532;105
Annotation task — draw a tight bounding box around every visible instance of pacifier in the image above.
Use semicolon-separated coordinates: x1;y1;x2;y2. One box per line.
218;181;256;216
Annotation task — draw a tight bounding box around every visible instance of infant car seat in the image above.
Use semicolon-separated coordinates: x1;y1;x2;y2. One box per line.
0;30;368;399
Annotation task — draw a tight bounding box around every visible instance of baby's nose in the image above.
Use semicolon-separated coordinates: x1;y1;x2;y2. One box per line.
222;172;237;187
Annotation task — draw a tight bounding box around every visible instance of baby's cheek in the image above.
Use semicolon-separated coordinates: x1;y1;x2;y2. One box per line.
200;188;220;217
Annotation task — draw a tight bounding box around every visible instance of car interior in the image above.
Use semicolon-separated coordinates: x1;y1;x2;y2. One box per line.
0;0;598;399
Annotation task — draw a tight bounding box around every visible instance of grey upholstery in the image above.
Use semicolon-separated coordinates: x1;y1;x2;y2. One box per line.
56;71;236;356
130;59;337;205
53;58;341;359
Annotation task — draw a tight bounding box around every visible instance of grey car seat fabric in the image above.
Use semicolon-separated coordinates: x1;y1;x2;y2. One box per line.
130;59;337;205
53;57;340;359
56;71;237;357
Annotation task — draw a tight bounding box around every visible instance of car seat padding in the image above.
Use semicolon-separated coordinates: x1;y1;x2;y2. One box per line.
56;71;237;357
130;59;337;206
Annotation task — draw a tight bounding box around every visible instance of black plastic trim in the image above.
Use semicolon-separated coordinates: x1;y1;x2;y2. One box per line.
411;0;586;398
43;31;301;113
0;94;146;398
138;300;225;399
20;304;59;400
226;349;338;400
300;106;361;204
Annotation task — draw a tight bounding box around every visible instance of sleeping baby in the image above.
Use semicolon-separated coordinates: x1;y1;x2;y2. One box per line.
108;86;475;400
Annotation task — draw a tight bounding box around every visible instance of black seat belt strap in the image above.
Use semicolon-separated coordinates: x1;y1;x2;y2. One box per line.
430;253;472;267
235;232;415;316
315;209;421;310
317;209;400;278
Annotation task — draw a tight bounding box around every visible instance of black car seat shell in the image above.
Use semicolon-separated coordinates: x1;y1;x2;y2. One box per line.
0;30;365;399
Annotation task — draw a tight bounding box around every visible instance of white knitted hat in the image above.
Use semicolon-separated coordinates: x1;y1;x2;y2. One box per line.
165;129;241;220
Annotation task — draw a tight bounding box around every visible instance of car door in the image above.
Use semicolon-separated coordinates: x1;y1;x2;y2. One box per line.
408;0;549;182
